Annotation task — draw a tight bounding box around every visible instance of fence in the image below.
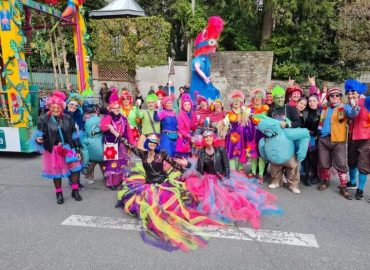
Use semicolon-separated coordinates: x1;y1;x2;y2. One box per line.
30;67;78;90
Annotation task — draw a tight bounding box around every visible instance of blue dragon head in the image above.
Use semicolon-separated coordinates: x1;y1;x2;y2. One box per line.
257;117;282;138
84;115;101;138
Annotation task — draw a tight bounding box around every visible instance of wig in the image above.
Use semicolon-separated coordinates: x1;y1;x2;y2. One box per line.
46;90;66;109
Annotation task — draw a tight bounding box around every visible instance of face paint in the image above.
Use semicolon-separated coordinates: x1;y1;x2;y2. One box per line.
273;94;285;108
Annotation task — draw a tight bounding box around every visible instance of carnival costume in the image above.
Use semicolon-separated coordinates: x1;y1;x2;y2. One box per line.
285;85;303;107
154;96;178;157
185;131;282;228
246;89;269;183
224;90;248;171
117;135;222;251
344;80;370;200
317;87;360;199
257;116;310;194
33;91;82;204
190;16;224;101
209;99;226;147
120;90;141;144
100;91;133;189
176;94;197;157
137;93;161;150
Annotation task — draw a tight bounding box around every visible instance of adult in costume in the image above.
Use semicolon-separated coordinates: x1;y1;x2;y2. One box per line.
285;85;304;107
33;91;83;204
344;80;370;200
100;90;134;190
302;94;321;186
257;117;310;194
210;99;227;147
116;135;221;251
120;90;141;145
176;93;197;157
185;131;282;228
246;89;269;183
317;87;360;199
224;90;249;171
190;16;224;101
154;96;178;157
137;93;161;150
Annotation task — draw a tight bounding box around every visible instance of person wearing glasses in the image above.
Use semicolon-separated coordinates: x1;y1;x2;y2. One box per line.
317;87;360;199
100;90;134;190
343;80;370;200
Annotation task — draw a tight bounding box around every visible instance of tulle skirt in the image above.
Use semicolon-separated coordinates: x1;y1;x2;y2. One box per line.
186;171;283;229
42;146;82;179
117;163;223;251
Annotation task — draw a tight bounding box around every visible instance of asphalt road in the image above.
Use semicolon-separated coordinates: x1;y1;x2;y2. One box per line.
1;153;369;270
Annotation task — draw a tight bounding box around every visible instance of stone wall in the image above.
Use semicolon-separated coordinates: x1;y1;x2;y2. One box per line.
210;51;274;99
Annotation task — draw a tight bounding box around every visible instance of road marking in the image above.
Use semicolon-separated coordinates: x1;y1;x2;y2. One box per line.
61;214;319;248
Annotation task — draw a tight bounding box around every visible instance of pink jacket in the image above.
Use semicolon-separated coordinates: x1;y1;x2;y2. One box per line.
176;111;197;153
350;98;370;140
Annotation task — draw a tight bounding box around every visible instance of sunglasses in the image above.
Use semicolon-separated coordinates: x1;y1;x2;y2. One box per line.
121;97;130;101
68;103;78;107
329;94;341;98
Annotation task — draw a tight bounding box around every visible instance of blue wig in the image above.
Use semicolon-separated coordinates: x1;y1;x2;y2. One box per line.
144;139;160;153
344;79;368;95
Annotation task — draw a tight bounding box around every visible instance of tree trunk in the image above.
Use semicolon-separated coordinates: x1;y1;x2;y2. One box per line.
49;34;59;89
58;27;70;88
260;0;275;50
53;32;64;89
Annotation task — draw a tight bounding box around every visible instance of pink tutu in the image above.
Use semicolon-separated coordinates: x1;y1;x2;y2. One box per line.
185;172;282;229
42;146;82;179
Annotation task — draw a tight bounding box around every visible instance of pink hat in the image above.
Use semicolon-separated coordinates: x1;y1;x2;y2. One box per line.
228;90;245;103
181;93;193;109
249;89;266;99
109;88;120;106
162;96;174;108
194;91;208;106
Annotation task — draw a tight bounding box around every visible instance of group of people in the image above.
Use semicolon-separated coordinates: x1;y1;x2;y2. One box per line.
32;75;369;251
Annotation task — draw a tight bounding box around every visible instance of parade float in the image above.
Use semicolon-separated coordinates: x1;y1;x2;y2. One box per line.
0;0;91;152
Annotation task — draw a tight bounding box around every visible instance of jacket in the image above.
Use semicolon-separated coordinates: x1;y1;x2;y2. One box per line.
197;147;230;179
37;113;76;153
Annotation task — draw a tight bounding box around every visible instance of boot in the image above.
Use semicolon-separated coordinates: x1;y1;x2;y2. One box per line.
56;192;64;204
310;176;320;185
339;186;352;200
303;176;312;186
72;189;82;201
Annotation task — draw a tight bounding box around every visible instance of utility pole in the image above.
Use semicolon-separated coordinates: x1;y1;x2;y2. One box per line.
187;0;195;82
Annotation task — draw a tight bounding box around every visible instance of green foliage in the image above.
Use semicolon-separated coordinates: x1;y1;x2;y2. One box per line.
337;0;370;65
90;17;171;71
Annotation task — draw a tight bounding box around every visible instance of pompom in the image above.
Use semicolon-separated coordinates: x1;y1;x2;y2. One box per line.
100;115;113;132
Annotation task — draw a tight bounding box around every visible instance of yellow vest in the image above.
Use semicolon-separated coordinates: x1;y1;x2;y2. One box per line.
330;107;347;142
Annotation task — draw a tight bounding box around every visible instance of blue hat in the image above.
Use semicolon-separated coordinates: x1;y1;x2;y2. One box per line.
344;80;368;95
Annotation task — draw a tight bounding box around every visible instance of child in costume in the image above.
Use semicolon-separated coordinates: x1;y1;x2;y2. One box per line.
317;87;360;199
224;90;249;171
246;89;269;184
33;91;83;204
210;99;226;147
344;80;370;200
100;90;134;190
120;90;141;145
185;130;282;228
116;135;222;251
176;93;197;158
190;16;224;101
137;93;161;150
285;85;304;107
154;96;178;157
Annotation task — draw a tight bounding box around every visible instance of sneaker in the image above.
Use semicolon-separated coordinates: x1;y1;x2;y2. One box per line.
257;175;264;185
268;183;280;189
339;186;352;200
289;186;301;194
346;182;357;189
355;189;364;200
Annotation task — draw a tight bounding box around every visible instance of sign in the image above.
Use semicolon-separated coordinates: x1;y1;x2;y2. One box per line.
0;130;6;149
0;128;21;152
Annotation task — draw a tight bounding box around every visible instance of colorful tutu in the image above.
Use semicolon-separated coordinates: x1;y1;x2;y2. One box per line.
117;163;223;251
42;146;82;179
185;171;283;229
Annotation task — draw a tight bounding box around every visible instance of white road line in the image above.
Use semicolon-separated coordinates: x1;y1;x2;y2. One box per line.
61;215;319;248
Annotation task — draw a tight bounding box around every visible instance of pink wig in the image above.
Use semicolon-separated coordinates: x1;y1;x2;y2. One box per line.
228;90;245;106
120;90;133;105
46;90;66;109
109;88;120;109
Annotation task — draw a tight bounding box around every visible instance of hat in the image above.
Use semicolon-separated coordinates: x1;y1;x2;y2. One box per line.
249;89;266;99
228;90;245;102
202;130;214;137
271;86;285;98
46;90;66;109
162;96;174;108
286;85;303;96
344;79;368;95
181;93;193;108
120;90;133;104
326;87;343;100
146;134;159;144
194;91;208;106
146;93;158;103
194;16;224;57
210;99;223;111
109;89;119;105
67;93;82;105
156;89;167;98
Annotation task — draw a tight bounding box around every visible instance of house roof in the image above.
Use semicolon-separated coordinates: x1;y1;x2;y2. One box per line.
89;0;145;18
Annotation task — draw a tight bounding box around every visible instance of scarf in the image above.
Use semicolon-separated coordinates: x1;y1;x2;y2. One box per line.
318;102;344;130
